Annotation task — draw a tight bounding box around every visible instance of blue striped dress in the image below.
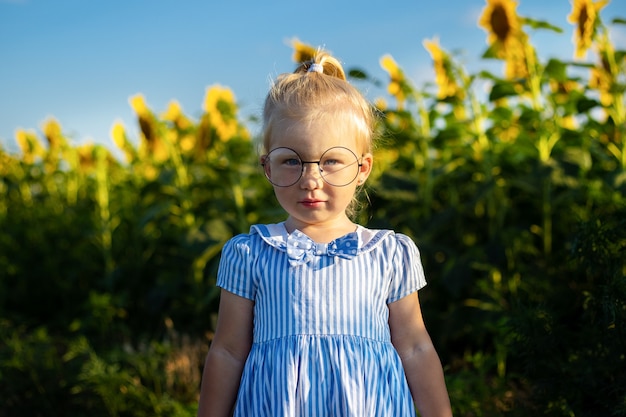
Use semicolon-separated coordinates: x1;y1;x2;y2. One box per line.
217;222;427;416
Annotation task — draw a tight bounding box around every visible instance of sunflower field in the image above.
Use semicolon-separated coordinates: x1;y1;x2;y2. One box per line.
1;0;625;416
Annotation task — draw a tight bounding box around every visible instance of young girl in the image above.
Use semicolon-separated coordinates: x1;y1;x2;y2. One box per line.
198;51;452;417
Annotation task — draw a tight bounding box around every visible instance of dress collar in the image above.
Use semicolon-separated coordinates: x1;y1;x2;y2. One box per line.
250;222;392;266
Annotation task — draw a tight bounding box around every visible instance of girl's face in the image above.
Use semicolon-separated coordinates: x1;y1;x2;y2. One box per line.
263;116;372;237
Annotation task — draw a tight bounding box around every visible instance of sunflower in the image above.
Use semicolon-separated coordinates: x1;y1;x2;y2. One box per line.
203;85;241;142
423;38;464;100
374;97;388;112
16;129;45;164
494;122;521;143
380;54;407;108
111;122;137;163
568;0;609;59
42;118;65;150
129;94;165;161
160;101;195;153
162;100;192;130
76;143;96;173
161;100;182;122
129;94;149;118
589;66;613;106
290;38;318;64
0;148;16;176
479;0;522;58
549;79;581;105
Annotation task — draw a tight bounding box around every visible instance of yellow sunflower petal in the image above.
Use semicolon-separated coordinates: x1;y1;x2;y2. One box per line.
161;101;182;121
129;94;149;117
290;38;317;63
111;121;136;163
380;54;402;80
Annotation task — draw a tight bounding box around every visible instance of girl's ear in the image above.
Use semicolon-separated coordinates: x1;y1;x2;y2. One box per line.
358;153;373;184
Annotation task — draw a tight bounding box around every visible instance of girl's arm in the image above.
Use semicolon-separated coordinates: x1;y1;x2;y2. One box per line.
197;289;254;417
389;291;453;417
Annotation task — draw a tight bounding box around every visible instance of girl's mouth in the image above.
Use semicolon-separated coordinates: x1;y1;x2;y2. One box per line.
300;199;324;207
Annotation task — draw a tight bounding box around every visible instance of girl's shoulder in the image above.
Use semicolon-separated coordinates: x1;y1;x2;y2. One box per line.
357;225;419;254
222;223;290;256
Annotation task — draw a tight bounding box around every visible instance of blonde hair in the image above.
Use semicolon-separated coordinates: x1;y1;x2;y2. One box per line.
262;51;376;154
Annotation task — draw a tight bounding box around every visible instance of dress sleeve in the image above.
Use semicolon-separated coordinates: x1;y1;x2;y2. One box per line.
216;234;256;301
386;233;428;304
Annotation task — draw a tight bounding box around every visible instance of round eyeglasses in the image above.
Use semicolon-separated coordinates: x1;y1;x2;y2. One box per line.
261;146;363;187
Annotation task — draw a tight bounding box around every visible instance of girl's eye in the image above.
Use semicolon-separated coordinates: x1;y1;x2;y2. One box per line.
283;158;301;167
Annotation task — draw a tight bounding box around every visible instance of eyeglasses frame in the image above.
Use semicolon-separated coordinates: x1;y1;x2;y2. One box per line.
260;146;364;187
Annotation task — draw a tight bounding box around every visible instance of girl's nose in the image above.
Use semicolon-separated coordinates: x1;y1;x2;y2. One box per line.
299;163;322;189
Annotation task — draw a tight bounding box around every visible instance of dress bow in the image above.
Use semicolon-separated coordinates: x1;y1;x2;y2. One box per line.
286;229;359;266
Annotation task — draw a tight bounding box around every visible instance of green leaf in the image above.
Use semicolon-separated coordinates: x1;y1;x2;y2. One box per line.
544;59;567;82
489;106;514;122
481;44;502;60
521;17;563;33
348;68;368;80
477;70;499;81
576;97;600;113
489;81;519;101
564;61;595;69
348;67;382;87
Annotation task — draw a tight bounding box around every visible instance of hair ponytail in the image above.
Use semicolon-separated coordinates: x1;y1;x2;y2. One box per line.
295;53;347;81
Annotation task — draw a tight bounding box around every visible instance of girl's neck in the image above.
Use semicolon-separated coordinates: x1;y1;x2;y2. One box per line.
284;218;357;243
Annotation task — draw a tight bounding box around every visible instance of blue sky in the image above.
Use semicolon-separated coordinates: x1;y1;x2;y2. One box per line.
1;0;624;154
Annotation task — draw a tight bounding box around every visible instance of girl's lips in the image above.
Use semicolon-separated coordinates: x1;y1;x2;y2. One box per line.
299;199;324;207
